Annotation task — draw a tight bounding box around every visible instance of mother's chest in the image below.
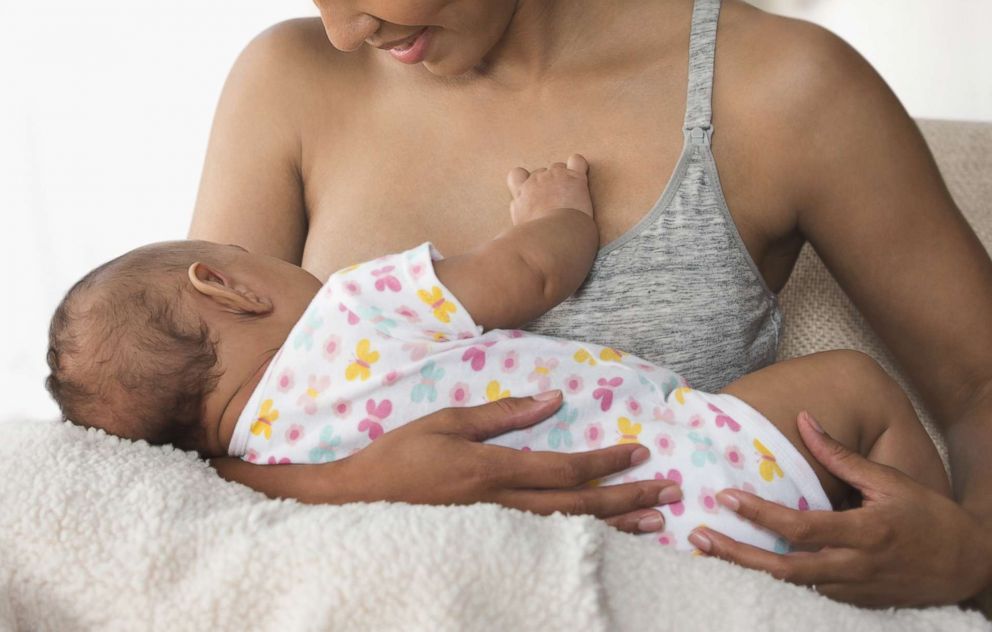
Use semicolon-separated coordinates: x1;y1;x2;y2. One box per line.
301;112;687;277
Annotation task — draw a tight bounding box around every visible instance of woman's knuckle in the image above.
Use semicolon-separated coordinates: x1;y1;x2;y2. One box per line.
555;459;581;485
564;492;588;515
770;562;793;582
471;459;501;486
790;520;814;543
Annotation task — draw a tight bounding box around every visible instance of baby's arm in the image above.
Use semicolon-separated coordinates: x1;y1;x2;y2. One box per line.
434;154;599;330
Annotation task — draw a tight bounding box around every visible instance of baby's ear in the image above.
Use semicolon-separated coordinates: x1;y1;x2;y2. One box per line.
187;262;273;315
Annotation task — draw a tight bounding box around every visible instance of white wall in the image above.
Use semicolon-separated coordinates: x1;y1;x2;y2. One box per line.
0;2;317;420
2;2;989;421
750;0;992;121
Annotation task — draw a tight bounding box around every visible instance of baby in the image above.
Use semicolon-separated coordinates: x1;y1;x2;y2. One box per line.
46;155;949;552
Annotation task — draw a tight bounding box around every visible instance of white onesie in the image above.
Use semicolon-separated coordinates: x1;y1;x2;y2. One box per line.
229;243;831;552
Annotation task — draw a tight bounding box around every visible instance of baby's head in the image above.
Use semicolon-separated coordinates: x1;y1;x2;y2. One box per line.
46;240;320;455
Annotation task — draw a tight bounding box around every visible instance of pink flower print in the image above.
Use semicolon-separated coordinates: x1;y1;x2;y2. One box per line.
798;496;810;512
709;403;741;432
656;469;685;516
408;261;426;279
501;351;520;373
528;357;559;391
285;424;305;446
655;433;675;456
688;414;704;429
245;449;259;463
267;456;292;465
343;279;362;296
505;330;524;339
395;305;421;324
592;377;623;412
657;531;676;547
402;342;430;362
457;331;475;340
358;398;392;441
276;368;295;393
584;422;604;448
724;445;745;469
297;375;331;415
637;363;656;373
338;303;360;325
626;397;642;416
653;406;675;424
564;374;584;395
323;334;342;362
382;370;402;387
462;343;495;372
698;487;719;514
520;446;532;452
372;265;402;292
449;382;471;406
331;398;352;418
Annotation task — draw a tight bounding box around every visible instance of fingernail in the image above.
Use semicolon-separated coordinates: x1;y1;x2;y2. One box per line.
689;529;712;552
630;446;650;465
533;389;562;401
658;486;682;504
637;513;664;532
801;410;825;434
716;491;740;511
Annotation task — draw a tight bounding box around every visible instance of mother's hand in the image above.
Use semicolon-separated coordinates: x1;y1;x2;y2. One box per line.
335;391;682;534
687;414;992;608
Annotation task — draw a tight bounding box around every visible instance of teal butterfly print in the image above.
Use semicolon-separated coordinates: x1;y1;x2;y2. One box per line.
411;361;445;403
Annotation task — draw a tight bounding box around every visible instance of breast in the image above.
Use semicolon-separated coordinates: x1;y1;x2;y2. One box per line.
526;152;782;392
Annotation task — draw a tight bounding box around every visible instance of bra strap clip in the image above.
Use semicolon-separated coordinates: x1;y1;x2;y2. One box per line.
687;125;713;147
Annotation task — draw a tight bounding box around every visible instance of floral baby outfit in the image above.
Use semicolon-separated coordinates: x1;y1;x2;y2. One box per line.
229;243;831;552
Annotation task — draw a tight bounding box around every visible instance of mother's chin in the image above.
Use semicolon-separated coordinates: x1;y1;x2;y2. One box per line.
313;0;521;78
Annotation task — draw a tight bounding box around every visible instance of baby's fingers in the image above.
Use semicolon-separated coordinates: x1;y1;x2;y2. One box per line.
566;153;588;176
506;167;529;197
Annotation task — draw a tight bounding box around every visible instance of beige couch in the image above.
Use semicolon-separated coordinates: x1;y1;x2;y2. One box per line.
777;119;992;465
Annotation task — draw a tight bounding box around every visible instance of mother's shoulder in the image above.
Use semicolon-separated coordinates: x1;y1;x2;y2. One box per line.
717;3;886;135
231;18;375;102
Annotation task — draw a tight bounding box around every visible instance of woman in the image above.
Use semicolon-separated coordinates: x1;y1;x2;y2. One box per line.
189;0;992;609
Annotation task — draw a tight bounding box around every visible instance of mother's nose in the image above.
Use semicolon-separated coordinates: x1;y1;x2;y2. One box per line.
314;1;380;52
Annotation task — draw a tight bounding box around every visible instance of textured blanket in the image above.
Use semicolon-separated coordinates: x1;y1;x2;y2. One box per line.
0;419;986;631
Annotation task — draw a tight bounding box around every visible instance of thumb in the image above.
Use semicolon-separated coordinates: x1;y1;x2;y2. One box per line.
566;153;588;176
428;391;563;442
798;410;893;492
506;167;530;198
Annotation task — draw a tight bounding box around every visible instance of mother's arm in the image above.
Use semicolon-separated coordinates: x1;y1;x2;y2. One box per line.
701;20;992;607
188;23;678;533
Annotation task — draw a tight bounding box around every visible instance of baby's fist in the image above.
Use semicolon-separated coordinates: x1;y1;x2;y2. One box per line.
507;154;593;225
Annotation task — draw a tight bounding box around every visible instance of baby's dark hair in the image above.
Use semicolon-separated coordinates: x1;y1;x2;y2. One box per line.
46;241;226;454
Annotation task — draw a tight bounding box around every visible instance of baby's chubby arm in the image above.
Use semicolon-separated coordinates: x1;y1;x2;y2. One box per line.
435;154;598;330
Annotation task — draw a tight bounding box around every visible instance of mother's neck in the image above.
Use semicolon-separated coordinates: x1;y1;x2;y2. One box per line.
469;0;669;90
472;0;601;87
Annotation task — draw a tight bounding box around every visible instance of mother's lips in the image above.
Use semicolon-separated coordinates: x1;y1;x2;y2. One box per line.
370;28;427;51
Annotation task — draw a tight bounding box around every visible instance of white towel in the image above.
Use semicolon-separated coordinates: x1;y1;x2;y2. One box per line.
0;419;986;631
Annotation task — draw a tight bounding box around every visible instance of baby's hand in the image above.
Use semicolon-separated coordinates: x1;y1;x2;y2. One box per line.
506;154;593;226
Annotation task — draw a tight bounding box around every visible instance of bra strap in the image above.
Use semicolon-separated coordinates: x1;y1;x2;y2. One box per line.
683;0;722;146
